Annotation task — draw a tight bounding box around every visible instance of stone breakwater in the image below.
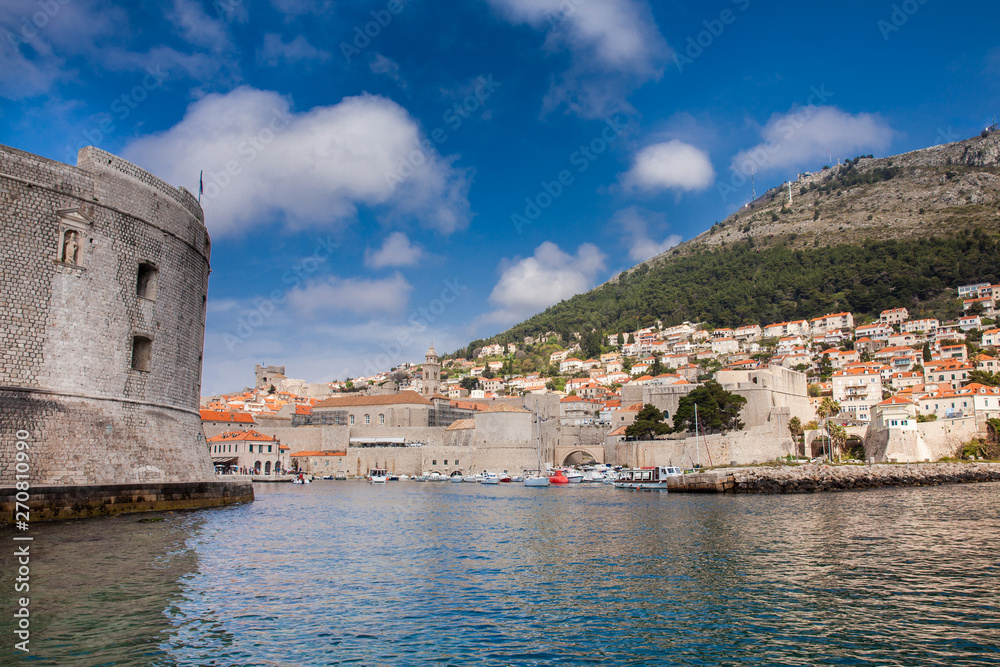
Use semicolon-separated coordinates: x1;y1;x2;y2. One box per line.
665;462;1000;494
728;462;1000;494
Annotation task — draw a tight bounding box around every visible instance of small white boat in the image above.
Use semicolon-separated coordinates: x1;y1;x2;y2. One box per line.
613;466;682;491
450;474;465;483
464;474;481;483
292;475;311;484
480;472;500;484
368;468;388;484
563;470;584;484
523;470;550;487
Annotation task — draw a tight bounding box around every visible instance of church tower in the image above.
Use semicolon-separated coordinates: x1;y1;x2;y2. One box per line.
422;343;441;397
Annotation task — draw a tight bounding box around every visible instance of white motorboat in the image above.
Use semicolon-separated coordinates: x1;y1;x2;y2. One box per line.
563;469;584;484
368;468;388;484
480;472;500;484
612;466;683;491
450;474;464;483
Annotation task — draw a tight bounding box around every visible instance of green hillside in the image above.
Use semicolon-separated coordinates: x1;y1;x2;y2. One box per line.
470;131;1000;351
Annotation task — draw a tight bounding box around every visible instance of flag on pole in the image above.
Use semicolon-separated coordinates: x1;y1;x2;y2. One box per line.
198;170;203;203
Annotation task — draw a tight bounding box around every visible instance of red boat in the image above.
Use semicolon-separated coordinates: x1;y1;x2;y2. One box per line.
549;471;569;484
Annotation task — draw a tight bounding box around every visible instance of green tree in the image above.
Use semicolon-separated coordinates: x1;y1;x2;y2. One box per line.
969;370;1000;386
818;353;833;380
460;377;479;391
625;404;671;440
672;381;747;434
627;333;635;345
617;332;625;346
922;342;932;362
649;354;665;377
788;416;803;441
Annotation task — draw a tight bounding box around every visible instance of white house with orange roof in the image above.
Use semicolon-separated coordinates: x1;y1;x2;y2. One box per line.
628;361;650;377
886;331;917;348
974;354;998;374
711;337;739;355
903;318;940;334
549;349;570;364
832;366;883;422
734;324;762;341
958;315;982;331
919;384;1000;420
207;429;287;475
934;344;968;363
889;371;924;390
811;312;854;334
560;357;584;373
879;307;909;326
855;322;894;341
872;395;918;431
605;361;624;374
923;360;972;390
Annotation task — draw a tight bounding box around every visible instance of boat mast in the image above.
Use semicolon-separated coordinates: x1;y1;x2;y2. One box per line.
695;403;700;468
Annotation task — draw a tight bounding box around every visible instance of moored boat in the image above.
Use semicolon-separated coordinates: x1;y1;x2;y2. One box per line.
612;466;682;491
368;468;388;484
481;471;500;484
523;469;549;487
549;470;569;485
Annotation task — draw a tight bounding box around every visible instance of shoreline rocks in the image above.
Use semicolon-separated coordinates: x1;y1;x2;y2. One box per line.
726;461;1000;494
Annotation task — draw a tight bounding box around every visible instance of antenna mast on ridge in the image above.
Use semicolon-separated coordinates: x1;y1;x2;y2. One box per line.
751;165;756;201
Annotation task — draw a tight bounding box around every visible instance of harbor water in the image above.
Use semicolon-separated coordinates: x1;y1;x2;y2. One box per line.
3;481;999;665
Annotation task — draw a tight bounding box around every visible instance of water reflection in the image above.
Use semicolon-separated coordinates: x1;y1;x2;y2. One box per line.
3;482;999;665
0;512;208;666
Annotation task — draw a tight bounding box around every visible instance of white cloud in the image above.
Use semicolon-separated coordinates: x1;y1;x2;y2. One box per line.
270;0;334;20
731;106;894;174
123;87;473;236
483;242;605;325
259;33;331;66
612;206;681;262
485;0;668;117
622;140;715;192
0;0;122;99
365;232;425;269
287;273;413;318
168;0;232;52
369;54;405;87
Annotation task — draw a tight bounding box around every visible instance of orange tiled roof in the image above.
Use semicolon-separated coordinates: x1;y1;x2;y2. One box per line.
207;429;276;442
200;410;255;424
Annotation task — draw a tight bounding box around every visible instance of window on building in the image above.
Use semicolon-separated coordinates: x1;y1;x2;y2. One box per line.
130;335;152;372
455;459;459;465
349;415;355;425
136;262;158;300
444;460;448;465
379;413;385;425
432;460;437;465
364;414;370;425
268;445;272;453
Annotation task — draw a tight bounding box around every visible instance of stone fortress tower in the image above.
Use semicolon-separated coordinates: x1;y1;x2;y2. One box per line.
421;344;441;397
0;144;251;520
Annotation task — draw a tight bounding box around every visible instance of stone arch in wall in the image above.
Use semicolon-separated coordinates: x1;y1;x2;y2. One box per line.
561;449;599;466
810;436;831;458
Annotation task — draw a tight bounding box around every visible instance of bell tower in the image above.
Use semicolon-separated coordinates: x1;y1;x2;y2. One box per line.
422;343;440;397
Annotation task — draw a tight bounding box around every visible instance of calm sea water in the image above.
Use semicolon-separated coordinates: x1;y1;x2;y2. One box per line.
3;481;999;666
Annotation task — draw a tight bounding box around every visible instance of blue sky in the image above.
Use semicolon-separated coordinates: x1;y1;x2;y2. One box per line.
2;0;998;394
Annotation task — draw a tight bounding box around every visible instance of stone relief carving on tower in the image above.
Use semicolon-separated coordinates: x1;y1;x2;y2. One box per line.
55;206;93;267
